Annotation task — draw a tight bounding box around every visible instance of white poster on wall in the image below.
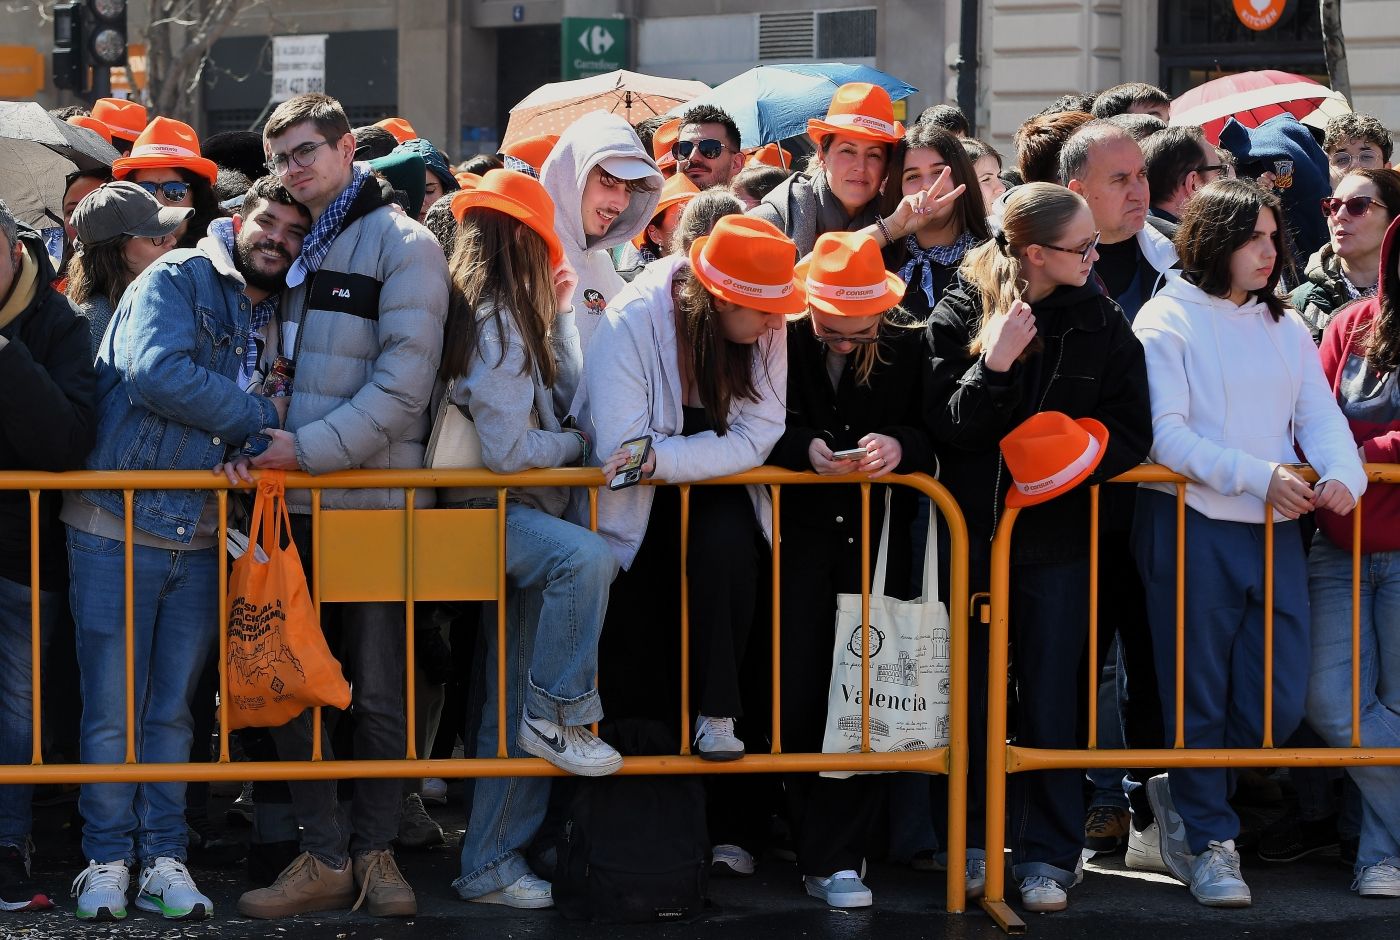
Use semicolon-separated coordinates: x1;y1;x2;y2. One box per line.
271;34;328;103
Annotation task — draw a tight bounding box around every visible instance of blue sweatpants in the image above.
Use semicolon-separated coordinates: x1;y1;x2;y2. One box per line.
1131;489;1309;853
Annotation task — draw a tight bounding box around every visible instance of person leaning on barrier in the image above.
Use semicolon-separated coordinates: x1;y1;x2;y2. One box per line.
0;201;96;914
764;231;934;909
1307;203;1400;900
228;92;448;922
60;173;306;924
923;182;1152;914
1130;179;1366;910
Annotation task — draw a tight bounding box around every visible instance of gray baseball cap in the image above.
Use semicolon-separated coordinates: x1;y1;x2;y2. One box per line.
71;181;193;246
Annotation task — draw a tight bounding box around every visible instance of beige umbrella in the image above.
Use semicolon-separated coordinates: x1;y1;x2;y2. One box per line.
502;70;709;148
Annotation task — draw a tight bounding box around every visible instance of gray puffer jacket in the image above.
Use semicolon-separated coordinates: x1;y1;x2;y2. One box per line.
283;177;449;512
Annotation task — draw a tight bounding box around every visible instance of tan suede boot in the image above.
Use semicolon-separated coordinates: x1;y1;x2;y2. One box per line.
236;852;353;919
351;848;417;918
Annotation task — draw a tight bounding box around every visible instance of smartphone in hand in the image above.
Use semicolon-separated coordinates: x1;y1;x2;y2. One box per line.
832;447;867;461
609;436;653;490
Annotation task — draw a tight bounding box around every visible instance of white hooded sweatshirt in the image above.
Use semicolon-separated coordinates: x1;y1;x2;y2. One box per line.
539;111;663;353
1132;275;1366;523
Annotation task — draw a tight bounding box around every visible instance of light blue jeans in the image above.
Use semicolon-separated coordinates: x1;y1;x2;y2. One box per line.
67;528;218;865
454;503;616;899
1306;535;1400;873
0;574;58;850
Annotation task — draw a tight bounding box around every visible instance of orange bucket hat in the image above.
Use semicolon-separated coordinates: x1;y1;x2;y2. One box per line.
500;134;559;173
112;117;219;185
652;118;681;171
688;215;807;316
633;173;700;248
67;115;113;145
745;142;792;170
450;169;564;267
90;97;148;143
1000;411;1109;508
375;117;418;144
794;231;905;317
807;83;905;149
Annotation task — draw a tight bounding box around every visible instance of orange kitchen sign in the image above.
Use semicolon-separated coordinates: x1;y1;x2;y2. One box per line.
1235;0;1287;31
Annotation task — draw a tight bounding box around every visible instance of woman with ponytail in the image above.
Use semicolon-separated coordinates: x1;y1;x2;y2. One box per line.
924;182;1152;913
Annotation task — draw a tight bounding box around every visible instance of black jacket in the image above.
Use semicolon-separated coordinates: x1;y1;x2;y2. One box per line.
923;280;1151;569
0;229;97;587
770;320;935;596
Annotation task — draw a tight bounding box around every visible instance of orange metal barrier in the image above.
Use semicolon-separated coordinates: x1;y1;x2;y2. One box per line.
979;464;1400;934
0;466;971;912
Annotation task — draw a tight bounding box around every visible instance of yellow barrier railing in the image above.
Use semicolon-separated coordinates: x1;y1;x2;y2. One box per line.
979;464;1400;934
0;466;971;913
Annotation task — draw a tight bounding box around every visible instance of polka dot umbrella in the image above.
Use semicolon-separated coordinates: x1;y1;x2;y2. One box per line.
503;70;711;149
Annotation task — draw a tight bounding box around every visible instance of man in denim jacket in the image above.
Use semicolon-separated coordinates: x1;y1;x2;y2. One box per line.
62;178;307;923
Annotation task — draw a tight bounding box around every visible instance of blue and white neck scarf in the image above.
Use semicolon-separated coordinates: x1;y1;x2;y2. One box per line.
286;161;373;288
898;230;979;306
214;217;280;385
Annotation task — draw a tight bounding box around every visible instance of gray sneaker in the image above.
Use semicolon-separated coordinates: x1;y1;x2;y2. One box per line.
1146;774;1194;883
1355;861;1400;898
1190;841;1251;908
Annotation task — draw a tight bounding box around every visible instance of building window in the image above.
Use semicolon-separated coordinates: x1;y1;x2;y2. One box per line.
1158;0;1326;95
758;8;877;62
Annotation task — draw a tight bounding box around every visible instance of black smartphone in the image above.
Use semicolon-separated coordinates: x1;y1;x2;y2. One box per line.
240;433;271;458
609;435;653;490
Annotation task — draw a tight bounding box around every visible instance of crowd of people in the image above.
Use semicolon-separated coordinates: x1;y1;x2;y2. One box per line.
0;75;1398;924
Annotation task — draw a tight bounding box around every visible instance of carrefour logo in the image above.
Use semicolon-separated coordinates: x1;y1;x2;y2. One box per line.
579;25;616;55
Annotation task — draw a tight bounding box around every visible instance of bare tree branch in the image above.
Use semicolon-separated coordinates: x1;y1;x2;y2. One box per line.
1320;0;1351;103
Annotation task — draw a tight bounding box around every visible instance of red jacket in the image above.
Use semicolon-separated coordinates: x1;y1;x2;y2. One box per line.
1315;213;1400;554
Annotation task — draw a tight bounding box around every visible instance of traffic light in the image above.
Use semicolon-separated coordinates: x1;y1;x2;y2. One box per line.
52;2;85;91
86;0;129;71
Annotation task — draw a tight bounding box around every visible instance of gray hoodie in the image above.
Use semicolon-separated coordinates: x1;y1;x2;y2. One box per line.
539;110;662;353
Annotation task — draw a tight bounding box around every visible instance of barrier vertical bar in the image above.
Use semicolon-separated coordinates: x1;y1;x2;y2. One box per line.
1174;484;1186;748
1087;485;1100;748
123;490;136;763
590;485;600;737
1352;493;1363;748
311;489;323;762
497;486;508;759
679;485;692;755
980;505;1021;932
28;491;42;764
770;484;782;755
1262;507;1275;748
859;482;871;753
404;490;417;760
939;488;970;915
217;490;230;762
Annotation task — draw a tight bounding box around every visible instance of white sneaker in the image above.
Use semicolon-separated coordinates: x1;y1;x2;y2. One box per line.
469;872;553;909
519;713;623;776
72;860;130;921
694;716;745;761
1125;821;1169;873
803;870;872;908
1189;840;1250;908
1019;874;1067;913
135;857;212;920
421;776;448;805
711;843;755;876
1355;861;1400;898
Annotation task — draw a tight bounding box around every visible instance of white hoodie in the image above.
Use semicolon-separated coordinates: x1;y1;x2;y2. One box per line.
1132;275;1366;523
540;111;663;353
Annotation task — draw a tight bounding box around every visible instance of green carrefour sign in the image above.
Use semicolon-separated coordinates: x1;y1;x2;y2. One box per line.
562;17;628;79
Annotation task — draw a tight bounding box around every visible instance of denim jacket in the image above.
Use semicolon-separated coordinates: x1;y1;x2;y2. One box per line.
80;238;278;543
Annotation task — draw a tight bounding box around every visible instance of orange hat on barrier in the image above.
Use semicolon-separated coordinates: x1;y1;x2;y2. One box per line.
91;98;148;144
450;169;563;267
794;231;905;317
633;172;700;248
745;142;792;170
375;117;418;144
500;134;559;173
112;117;219;185
1000;411;1109;508
68;115;113;145
807;83;905;149
688;215;807;315
652;118;681;171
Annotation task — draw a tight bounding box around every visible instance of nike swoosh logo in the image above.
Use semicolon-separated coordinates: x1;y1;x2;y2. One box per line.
529;724;568;754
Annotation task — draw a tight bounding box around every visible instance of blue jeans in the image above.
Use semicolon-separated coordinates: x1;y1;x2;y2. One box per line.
1306;535;1400;872
455;504;616;899
0;575;58;849
67;528;218;865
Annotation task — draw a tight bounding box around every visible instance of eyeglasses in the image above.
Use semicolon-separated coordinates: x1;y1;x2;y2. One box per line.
812;324;881;346
136;180;190;203
1039;231;1101;263
673;138;731;161
1328;150;1382;170
265;139;332;175
1196;164;1226;177
1321;195;1390;218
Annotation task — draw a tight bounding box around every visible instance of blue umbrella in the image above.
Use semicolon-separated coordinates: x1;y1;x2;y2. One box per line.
667;63;917;148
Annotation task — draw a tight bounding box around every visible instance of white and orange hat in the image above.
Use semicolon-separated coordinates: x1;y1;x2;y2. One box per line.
67;115;113;146
652;118;681;172
807;83;905;149
795;231;905;317
633;173;701;249
745;142;793;170
112;117;219;185
450;169;564;268
90;97;148;144
688;215;807;315
375;117;418;145
1000;411;1109;508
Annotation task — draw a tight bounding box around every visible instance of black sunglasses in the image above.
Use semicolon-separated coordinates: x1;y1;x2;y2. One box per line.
136;180;191;202
1321;195;1390;218
673;138;730;161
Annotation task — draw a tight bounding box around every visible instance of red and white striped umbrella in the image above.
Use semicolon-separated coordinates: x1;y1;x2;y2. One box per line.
1169;70;1351;144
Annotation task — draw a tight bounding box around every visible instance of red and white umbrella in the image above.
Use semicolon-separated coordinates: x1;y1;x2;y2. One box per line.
503;70;710;148
1169;70;1351;144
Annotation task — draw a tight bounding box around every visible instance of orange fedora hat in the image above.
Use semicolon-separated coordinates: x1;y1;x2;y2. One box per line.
67;115;113;145
112;117;219;185
652;118;681;171
1000;411;1109;508
91;97;148;143
688;215;807;316
375;117;418;144
633;173;700;248
794;231;905;317
450;169;563;267
500;134;559;173
745;142;792;170
807;83;905;149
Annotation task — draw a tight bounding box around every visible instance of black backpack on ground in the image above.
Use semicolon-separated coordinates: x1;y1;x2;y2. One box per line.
550;719;709;923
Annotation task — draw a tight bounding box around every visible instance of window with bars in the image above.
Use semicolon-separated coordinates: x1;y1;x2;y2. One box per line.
1158;0;1326;95
758;8;877;62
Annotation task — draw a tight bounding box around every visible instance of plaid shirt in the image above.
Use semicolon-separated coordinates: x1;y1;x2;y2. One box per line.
213;218;281;385
285;161;373;288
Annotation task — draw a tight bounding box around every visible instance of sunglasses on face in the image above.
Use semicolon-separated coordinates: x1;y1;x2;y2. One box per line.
1321;195;1390;218
136;180;190;202
1039;230;1101;263
812;324;881;346
673;139;730;161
